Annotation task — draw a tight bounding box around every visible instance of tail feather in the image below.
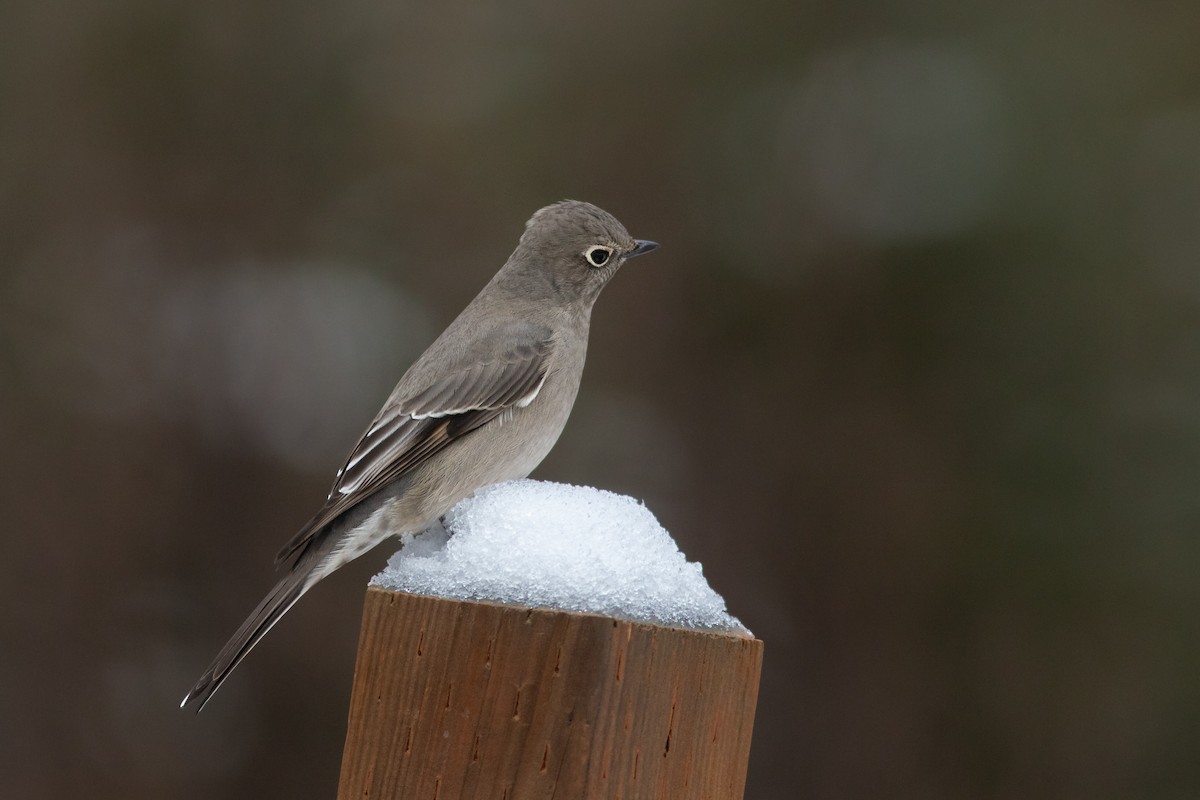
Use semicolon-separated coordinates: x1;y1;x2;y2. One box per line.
183;495;393;712
180;567;315;712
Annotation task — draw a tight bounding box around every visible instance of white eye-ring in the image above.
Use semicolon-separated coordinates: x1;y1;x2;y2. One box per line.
584;245;613;268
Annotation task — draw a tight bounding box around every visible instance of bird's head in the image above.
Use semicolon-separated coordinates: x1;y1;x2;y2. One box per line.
508;200;657;305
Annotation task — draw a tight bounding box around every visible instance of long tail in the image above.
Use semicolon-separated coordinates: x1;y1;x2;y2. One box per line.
180;563;319;712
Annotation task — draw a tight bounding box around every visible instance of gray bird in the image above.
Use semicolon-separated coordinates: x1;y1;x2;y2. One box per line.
181;200;657;711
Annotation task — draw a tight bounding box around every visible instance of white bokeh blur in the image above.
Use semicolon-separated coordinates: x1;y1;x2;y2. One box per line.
5;225;434;472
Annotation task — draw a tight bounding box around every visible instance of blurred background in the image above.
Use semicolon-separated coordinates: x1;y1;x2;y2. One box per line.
2;1;1198;798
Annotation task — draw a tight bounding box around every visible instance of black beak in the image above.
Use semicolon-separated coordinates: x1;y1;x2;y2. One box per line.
627;240;659;258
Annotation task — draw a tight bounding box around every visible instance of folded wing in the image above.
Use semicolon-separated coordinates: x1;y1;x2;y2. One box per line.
274;337;554;566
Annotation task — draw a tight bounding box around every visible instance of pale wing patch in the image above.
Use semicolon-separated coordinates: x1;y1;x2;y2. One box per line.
410;369;547;418
337;419;422;496
515;373;547;408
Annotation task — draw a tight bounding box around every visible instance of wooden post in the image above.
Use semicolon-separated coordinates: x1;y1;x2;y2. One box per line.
337;587;764;800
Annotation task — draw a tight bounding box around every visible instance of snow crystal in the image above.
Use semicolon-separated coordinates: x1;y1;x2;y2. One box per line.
370;480;747;634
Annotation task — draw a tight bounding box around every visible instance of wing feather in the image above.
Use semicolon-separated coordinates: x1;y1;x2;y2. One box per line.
273;336;554;566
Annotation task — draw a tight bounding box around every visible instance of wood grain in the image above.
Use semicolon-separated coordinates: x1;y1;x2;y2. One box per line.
337;587;763;800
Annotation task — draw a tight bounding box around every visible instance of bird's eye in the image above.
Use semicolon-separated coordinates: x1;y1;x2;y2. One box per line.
584;246;612;267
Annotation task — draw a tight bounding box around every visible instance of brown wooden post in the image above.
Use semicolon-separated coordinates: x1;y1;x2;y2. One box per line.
337;587;763;800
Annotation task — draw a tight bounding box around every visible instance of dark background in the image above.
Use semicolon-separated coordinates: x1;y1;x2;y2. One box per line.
3;2;1198;798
